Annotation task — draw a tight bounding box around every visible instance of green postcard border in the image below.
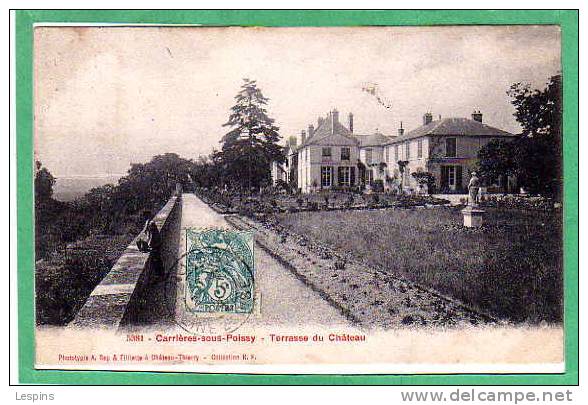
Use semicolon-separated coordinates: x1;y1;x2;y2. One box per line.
15;9;579;385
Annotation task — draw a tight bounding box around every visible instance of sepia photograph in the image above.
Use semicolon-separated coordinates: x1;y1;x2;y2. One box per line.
32;24;565;373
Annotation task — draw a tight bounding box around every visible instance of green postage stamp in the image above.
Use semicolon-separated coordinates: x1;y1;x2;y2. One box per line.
18;10;577;385
185;229;255;313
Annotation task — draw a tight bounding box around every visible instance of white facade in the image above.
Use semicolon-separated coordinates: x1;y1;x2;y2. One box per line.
273;110;517;194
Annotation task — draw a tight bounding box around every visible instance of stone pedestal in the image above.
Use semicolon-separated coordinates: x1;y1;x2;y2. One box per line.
461;206;485;228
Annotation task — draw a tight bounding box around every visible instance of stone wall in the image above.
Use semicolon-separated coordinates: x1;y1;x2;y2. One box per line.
70;195;182;330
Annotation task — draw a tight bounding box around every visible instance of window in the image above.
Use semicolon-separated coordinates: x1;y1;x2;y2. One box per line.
394;145;399;162
367;169;374;185
441;165;463;191
385;147;390;163
338;166;351;186
321;166;333;187
322;147;332;158
405;142;410;159
417;139;423;158
448;166;456;188
341;147;350;161
365;149;373;164
446;138;457;157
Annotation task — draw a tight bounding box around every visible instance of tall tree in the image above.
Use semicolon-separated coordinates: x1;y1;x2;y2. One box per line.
507;74;562;197
220;79;283;190
477;75;562;198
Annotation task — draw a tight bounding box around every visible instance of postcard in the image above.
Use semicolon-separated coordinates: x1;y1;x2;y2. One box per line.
32;24;565;374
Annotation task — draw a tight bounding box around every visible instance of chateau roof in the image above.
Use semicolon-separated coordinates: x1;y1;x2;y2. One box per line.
354;132;396;147
388;117;516;144
302;116;358;147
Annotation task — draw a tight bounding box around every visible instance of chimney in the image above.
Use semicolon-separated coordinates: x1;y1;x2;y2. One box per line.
423;112;433;126
308;124;315;138
398;121;405;136
301;130;307;144
472;110;483;123
331;109;339;134
317;117;324;127
289;136;298;148
348;112;354;133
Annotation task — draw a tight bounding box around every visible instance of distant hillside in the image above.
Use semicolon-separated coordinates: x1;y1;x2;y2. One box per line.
53;175;123;202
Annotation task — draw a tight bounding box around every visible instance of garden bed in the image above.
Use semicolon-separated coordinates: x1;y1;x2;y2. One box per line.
196;187;450;215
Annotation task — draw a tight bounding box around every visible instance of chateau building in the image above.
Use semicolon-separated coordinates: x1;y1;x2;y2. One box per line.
384;111;517;193
271;108;517;194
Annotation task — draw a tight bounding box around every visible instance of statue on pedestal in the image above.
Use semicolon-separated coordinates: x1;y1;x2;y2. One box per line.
462;171;485;227
468;172;480;207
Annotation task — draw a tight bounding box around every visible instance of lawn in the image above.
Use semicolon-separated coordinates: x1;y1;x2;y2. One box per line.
275;207;563;323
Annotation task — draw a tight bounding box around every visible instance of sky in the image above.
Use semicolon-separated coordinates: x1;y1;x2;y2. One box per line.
34;25;561;178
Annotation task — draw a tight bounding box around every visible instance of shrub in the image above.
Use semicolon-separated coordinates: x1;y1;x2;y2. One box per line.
275;179;290;193
412;171;436;194
372;180;384;192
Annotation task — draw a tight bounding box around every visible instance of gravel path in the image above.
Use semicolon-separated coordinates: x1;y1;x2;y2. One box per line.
175;194;350;329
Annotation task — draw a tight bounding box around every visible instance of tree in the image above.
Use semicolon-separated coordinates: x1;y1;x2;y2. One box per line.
509;75;561;140
288;154;298;191
115;153;194;216
356;160;366;188
509;75;562;197
397;160;409;193
477;75;562;198
477;139;516;189
220;79;284;190
35;161;56;202
191;154;223;189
